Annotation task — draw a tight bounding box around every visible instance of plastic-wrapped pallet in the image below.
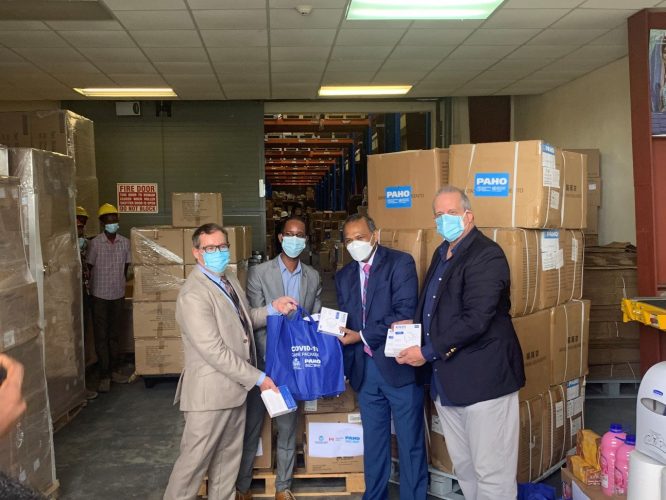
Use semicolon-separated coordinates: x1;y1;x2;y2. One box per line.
8;148;86;421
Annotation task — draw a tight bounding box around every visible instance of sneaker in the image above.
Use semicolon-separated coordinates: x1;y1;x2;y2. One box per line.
235;490;252;500
111;372;129;384
98;378;111;393
275;490;295;500
85;389;98;400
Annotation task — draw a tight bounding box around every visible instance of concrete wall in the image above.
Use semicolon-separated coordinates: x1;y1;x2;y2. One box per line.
513;57;634;245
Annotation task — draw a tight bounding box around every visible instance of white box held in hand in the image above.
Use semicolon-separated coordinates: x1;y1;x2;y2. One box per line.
384;324;422;358
317;307;348;337
261;385;297;418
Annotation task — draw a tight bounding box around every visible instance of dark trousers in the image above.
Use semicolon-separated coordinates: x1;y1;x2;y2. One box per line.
91;296;123;378
359;357;428;500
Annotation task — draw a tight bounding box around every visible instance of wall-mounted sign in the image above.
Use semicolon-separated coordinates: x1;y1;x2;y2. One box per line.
117;183;158;213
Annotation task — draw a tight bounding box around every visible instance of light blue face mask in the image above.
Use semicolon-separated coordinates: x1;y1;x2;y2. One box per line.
203;249;230;274
78;237;86;250
436;213;466;243
281;236;306;258
105;223;119;234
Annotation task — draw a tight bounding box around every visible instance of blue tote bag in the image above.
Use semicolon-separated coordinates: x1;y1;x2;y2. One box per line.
265;307;345;401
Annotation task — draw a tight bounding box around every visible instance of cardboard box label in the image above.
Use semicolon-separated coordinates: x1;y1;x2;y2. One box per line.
572;238;579;261
308;422;364;458
550;190;560;209
542;143;556;166
385;185;412;208
543;167;561;189
567;379;580;400
474;172;510;197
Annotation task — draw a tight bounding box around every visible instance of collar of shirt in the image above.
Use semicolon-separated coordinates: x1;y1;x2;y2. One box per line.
278;254;302;277
198;263;222;285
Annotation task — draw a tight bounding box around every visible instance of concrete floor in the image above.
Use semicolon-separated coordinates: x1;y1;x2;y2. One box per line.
53;268;639;499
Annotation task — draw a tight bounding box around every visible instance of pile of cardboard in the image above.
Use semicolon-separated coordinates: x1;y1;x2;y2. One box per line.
566;149;601;247
131;192;252;375
9;148;86;422
0;176;57;496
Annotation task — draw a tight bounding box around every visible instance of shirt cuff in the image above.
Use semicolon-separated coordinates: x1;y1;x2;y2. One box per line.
266;303;279;316
256;372;266;387
359;330;370;348
421;344;438;362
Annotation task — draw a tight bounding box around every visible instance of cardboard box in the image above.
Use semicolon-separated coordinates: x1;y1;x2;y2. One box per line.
587;176;602;208
588;344;640;365
378;229;427;288
550;300;590;386
565;148;600;177
304;412;364;473
537;230;583;311
563;230;585;303
583;268;637;306
0;112;31;147
585;207;599;235
242;225;253;258
133;265;185;302
588;321;639;341
576;429;601;470
131;227;185;265
560;151;587;229
368;149;449;230
518;394;544;482
429;401;454;474
450;140;564;229
172;192;223;228
253;414;273;469
542;378;585;471
302;382;357;414
134;338;183;375
513;309;551;401
560;465;626;500
132;301;180;339
0;283;40;352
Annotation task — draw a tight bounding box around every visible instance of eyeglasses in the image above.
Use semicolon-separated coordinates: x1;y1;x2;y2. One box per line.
283;232;306;238
200;244;230;254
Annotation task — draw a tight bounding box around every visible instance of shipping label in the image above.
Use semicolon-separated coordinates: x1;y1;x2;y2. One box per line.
566;379;580;400
543;167;561;189
549;190;560;209
540;231;560;253
572;238;579;261
473;173;510;197
541;143;556;169
385;185;412;208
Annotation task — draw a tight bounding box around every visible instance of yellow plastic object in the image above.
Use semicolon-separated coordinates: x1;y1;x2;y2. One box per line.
622;297;666;331
76;205;88;218
97;203;118;217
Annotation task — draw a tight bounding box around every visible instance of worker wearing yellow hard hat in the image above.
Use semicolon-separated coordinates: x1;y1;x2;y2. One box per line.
97;203;118;218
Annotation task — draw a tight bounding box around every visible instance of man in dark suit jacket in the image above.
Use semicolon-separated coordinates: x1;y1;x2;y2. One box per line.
397;186;525;500
335;214;428;500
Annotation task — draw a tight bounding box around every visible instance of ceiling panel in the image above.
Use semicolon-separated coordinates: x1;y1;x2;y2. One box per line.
565;44;628;59
0;31;69;48
271;72;322;84
131;30;202;48
38;61;102;73
95;61;159;74
335;28;406;46
591;26;628;45
187;0;265;8
580;0;660;7
54;73;117;87
102;0;187;10
506;44;577;59
16;48;87;63
326;59;382;72
322;71;376;84
223;85;270;99
0;21;49;30
431;58;498;71
272;46;331;61
154;61;213;74
465;28;542;45
79;47;149;62
208;47;269;62
46;20;125;31
271;29;336;47
270;0;348;7
271;61;327;73
380;59;440;72
213;61;268;74
201;29;267;47
270;8;343;29
220;73;270;85
272;83;318;99
389;45;455;59
448;45;518;59
483;9;571;28
527;28;609;45
401;28;473;46
504;0;583;7
330;45;392;59
193;10;267;30
143;47;209;62
0;49;26;63
552;9;637;29
114;11;195;30
373;71;430;83
58;30;136;48
107;74;167;85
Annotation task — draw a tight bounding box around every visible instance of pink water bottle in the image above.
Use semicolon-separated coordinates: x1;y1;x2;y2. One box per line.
600;423;626;496
613;434;635;495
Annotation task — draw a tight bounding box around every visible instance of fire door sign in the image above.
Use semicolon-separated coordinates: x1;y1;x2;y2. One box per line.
117;183;159;213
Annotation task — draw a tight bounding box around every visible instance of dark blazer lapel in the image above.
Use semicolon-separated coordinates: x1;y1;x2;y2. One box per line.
435;228;480;296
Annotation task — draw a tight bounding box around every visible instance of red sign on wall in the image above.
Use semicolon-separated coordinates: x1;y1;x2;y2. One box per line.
117;183;159;213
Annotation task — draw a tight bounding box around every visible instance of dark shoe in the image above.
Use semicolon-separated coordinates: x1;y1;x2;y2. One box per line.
275;490;295;500
111;372;129;384
98;378;111;393
85;389;98;400
236;490;253;500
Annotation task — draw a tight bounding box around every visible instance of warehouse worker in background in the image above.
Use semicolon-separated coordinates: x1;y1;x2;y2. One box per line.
86;203;131;394
235;216;322;500
397;185;525;500
164;223;297;500
335;214;428;500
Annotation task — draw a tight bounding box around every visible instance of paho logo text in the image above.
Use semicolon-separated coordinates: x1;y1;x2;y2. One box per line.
473;173;510;197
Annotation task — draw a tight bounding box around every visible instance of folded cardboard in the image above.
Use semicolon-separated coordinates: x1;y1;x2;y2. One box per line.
576;429;601;470
253;414;273;469
568;454;601;486
368;149;449;230
588;344;640;365
302;382;357;414
587;176;602;208
518;394;545;483
131;227;185;265
583;268;637;306
133;265;184;302
512;309;551;401
132;301;180;339
304;412;364;473
172;192;223;228
588;321;640;341
565;148;600;177
134;338;183;375
550;300;590;386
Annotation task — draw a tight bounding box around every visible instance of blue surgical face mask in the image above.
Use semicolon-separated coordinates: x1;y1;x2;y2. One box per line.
436;213;467;243
105;223;119;234
203;249;230;275
281;236;306;258
78;237;86;250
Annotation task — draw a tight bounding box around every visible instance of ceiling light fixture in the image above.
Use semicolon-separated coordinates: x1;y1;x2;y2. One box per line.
318;85;412;97
346;0;502;20
73;87;177;98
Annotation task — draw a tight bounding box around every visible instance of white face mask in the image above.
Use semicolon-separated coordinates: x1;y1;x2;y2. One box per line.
346;237;375;262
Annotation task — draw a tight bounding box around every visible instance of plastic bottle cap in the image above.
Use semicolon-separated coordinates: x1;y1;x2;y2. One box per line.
625;434;636;445
610;423;623;433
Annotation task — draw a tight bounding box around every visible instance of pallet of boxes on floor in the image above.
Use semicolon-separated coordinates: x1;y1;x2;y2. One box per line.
131;192;253;382
367;141;593;493
0;172;59;498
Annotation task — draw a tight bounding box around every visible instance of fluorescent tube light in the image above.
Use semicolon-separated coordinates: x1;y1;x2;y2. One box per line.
73;87;177;98
346;0;502;20
319;85;412;97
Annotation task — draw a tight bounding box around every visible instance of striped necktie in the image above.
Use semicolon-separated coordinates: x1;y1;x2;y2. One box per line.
220;276;256;365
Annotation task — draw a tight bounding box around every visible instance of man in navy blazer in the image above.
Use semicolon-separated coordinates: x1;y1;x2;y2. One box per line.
335;213;428;500
398;186;525;500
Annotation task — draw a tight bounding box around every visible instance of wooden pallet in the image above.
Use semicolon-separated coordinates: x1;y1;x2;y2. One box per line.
52;401;86;433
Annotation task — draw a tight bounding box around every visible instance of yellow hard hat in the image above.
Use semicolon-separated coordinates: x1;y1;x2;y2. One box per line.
98;203;118;217
76;206;89;218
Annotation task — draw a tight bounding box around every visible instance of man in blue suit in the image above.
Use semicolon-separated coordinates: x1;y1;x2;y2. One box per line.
335;213;428;500
398;186;525;500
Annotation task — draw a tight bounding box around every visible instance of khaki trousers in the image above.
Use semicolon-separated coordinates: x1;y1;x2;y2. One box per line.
164;404;246;500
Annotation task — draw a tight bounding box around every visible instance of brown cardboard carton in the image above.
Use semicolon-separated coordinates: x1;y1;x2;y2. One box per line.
585;207;599;235
132;301;180;339
518;395;544;483
576;429;601;470
549;300;590;386
449;140;563;229
583;268;637;306
134;338;183;375
588;344;640;365
512;309;550;401
0;283;40;352
133;265;184;302
560;151;587;229
587;176;602;207
561;466;624;500
565;148;600;177
480;228;539;317
253;414;273;469
131;227;185;265
224;226;246;263
588;321;639;341
0;112;31;147
542;378;585;471
378;229;427;288
368;149;449;230
183;228;195;264
242;225;253;259
537;230;583;310
429;401;454;474
304;412;364;473
563;230;584;303
563;378;585;453
302;383;357;414
172;192;223;227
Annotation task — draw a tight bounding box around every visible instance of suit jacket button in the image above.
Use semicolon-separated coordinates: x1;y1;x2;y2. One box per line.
247;359;251;363
243;338;248;343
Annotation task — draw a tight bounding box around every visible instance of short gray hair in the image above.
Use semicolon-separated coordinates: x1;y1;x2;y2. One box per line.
192;223;228;248
343;213;377;233
433;185;472;213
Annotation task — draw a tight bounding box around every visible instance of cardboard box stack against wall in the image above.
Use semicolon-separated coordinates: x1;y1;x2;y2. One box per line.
130;192;253;376
0;174;58;496
367;141;593;482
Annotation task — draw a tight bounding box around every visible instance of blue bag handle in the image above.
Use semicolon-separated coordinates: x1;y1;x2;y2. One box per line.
287;305;316;324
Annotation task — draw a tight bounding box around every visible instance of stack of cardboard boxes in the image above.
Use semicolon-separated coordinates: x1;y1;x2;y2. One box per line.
566;149;601;247
8;148;87;422
0;176;58;496
368;141;592;482
131;192;253;376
